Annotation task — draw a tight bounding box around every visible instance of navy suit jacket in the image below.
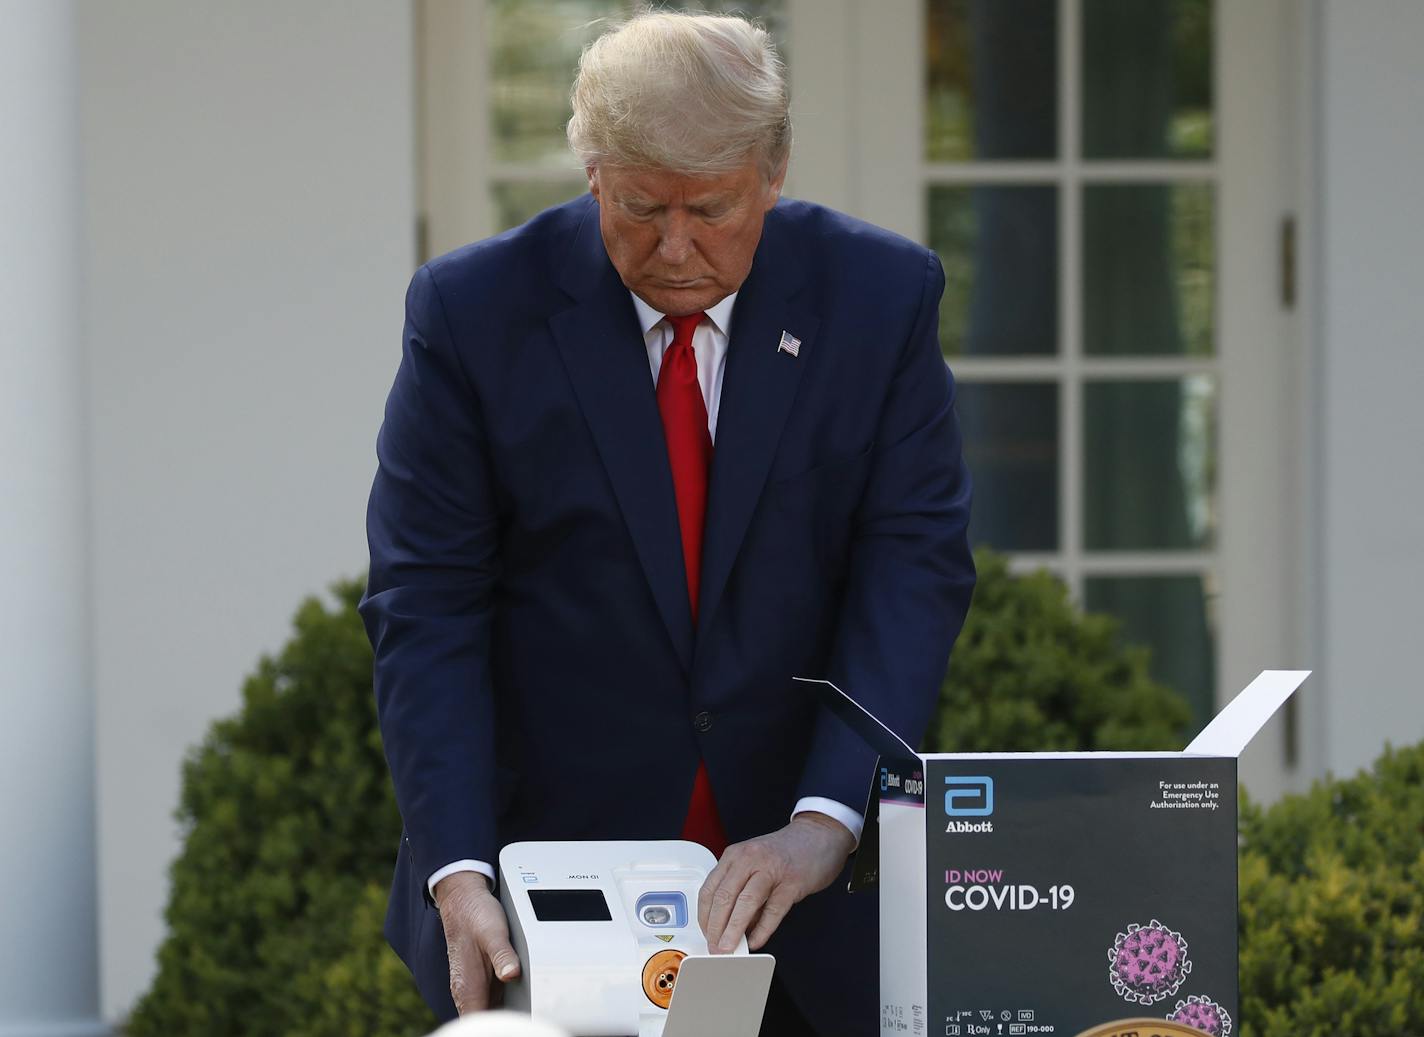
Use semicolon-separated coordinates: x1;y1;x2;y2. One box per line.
359;194;974;1033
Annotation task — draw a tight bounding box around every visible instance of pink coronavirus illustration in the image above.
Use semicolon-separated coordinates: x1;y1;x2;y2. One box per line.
1169;994;1233;1036
1106;919;1192;1004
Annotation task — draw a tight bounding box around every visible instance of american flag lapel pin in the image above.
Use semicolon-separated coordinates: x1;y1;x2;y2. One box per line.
777;330;801;358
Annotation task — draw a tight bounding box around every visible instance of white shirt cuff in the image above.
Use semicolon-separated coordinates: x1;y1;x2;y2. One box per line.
791;796;865;847
426;803;864;898
427;859;497;899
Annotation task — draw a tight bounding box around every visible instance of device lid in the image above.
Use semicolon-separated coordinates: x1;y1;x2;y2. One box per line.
661;954;775;1037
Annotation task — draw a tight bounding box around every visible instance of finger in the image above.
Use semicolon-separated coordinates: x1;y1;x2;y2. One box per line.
697;854;730;936
482;932;521;983
746;886;798;951
717;870;774;953
703;857;752;954
447;931;491;1015
472;896;522;982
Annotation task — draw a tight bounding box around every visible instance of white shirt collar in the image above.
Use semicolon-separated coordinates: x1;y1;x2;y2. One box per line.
629;290;738;338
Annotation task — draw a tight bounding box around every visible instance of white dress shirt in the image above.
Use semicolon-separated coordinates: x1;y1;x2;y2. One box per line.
425;290;864;898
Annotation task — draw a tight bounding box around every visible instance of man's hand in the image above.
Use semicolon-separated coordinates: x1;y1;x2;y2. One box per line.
697;812;856;954
433;871;522;1015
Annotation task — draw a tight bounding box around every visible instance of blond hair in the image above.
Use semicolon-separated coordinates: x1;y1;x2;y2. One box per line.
567;10;791;177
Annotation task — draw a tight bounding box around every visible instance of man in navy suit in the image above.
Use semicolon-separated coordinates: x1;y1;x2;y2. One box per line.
359;11;974;1035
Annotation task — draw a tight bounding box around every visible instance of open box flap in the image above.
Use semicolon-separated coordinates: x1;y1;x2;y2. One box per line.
1185;669;1311;757
793;676;919;759
848;767;882;892
795;677;921;892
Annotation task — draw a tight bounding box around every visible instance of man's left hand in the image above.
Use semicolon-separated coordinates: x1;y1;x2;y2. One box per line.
697;812;857;954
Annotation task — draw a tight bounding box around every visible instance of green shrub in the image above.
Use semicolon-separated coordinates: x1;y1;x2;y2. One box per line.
137;551;1420;1036
925;549;1192;752
1238;742;1424;1037
124;579;436;1037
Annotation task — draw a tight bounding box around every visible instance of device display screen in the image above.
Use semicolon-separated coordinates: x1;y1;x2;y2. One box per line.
528;889;613;922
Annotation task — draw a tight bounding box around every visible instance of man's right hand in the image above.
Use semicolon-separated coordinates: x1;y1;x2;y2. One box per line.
433;871;522;1015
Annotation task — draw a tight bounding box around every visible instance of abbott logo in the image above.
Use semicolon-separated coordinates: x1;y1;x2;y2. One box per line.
943;776;994;817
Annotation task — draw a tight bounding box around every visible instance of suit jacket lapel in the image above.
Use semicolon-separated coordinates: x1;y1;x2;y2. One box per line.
696;212;817;652
549;199;695;671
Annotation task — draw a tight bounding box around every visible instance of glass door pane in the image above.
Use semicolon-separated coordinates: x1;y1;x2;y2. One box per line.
489;0;787;230
957;382;1060;551
1083;377;1216;551
926;0;1059;160
1084;575;1217;722
1083;183;1215;356
490;0;620;166
929;185;1059;357
1081;0;1214;159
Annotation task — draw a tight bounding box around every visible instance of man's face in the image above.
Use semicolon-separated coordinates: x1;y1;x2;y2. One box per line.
588;158;786;316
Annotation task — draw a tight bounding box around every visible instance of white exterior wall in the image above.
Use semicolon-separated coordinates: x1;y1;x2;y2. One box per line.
1314;0;1424;779
77;2;415;1021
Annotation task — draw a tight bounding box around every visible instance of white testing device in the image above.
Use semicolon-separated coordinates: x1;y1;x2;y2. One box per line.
499;841;775;1037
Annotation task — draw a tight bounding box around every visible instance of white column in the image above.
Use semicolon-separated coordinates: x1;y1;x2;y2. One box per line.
0;1;106;1034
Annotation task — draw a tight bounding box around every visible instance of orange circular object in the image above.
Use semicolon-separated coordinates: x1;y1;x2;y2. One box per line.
641;949;687;1009
1074;1021;1209;1037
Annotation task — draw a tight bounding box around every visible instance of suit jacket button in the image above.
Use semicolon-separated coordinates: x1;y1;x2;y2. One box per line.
693;711;713;733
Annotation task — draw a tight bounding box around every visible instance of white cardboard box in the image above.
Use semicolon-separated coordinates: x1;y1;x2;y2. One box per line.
799;669;1310;1037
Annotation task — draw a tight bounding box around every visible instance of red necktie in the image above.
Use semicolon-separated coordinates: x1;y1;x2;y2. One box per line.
657;311;728;858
